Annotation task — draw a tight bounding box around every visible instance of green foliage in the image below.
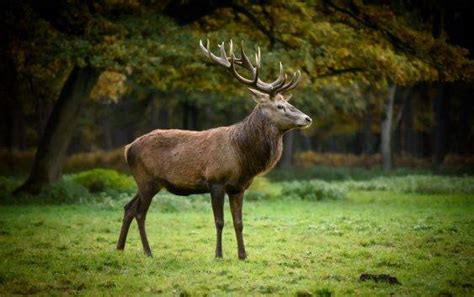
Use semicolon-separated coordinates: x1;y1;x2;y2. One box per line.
154;194;209;213
244;191;274;201
245;177;280;201
0;177;21;194
280;180;346;201
4;168;473;207
267;165;450;182
0;169;136;205
69;168;135;194
37;179;91;204
12;0;473;104
344;175;474;195
269;166;356;181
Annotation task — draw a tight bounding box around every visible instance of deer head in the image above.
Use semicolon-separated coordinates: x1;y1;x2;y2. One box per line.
200;40;312;131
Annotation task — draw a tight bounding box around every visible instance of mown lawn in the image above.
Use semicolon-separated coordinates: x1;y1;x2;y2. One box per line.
0;190;473;296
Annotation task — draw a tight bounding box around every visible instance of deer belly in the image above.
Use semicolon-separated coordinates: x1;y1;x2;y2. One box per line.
159;178;209;196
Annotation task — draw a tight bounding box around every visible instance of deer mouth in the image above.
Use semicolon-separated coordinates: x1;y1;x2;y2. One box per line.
297;123;311;128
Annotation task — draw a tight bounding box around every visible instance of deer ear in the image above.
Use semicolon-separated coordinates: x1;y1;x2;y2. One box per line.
248;88;270;103
283;93;293;101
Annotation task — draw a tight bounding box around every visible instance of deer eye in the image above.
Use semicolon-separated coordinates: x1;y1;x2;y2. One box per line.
277;105;285;111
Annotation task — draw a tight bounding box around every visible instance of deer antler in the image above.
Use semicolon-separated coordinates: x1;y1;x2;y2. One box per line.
199;39;301;97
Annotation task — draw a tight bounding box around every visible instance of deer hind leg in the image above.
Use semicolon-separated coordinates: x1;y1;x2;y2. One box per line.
117;194;139;251
210;184;225;258
229;191;246;260
135;181;159;257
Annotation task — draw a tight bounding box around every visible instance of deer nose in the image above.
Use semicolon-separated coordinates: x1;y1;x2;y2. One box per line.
305;117;312;123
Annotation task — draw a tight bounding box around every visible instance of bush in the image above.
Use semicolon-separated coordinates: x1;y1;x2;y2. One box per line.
154;194;209;213
70;168;135;194
280;180;346;201
267;165;436;182
0;149;35;175
245;191;274;201
345;175;474;194
37;179;91;204
0;176;91;204
294;151;381;168
0;176;21;193
246;177;279;201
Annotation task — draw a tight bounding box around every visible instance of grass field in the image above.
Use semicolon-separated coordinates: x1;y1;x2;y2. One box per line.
1;183;473;296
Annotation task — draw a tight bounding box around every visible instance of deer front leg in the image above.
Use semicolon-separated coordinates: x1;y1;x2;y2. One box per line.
229;191;246;260
210;185;225;258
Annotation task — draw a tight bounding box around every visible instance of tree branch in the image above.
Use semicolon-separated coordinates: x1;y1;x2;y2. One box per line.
392;87;411;132
322;0;416;55
260;2;276;49
229;3;293;49
303;66;365;81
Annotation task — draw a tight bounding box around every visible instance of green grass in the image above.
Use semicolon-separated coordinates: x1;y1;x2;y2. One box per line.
1;189;473;296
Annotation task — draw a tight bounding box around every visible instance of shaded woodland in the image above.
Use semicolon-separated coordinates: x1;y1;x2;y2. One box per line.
1;0;473;194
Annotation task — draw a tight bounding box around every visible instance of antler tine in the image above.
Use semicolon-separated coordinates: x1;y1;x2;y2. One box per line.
199;39;209;58
231;54;256;85
277;70;301;93
253;60;259;85
255;46;261;68
218;42;231;66
229;39;233;60
240;42;261;86
200;39;231;68
270;62;286;90
283;72;299;91
229;40;261;87
238;41;256;72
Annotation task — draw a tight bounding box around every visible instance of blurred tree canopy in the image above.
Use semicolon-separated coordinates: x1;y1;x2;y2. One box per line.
1;0;473;194
6;0;473;102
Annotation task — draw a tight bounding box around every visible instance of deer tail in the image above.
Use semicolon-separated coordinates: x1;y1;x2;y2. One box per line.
124;144;131;165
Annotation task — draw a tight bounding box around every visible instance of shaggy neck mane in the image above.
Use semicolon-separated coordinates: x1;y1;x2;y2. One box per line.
231;106;284;181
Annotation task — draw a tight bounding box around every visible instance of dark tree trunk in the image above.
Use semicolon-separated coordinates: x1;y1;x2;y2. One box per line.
381;85;396;171
300;131;312;151
280;130;295;168
392;87;410;156
457;91;470;154
0;103;8;148
182;102;199;130
401;89;415;156
360;106;375;155
9;98;27;150
15;66;100;195
432;84;449;168
158;101;170;129
0;56;27;151
103;113;113;150
148;93;169;129
182;102;190;129
35;94;53;144
148;92;159;128
191;104;198;130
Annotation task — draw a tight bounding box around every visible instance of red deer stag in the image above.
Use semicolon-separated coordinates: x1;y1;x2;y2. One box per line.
117;40;312;259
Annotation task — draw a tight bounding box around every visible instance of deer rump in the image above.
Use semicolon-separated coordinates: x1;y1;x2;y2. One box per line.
125;127;245;196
